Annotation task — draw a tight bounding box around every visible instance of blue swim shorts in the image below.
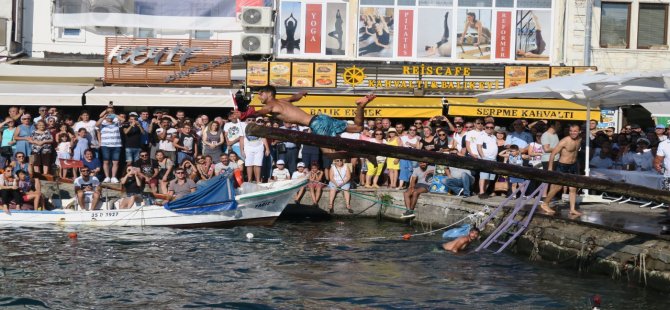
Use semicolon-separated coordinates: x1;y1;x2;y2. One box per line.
309;114;348;137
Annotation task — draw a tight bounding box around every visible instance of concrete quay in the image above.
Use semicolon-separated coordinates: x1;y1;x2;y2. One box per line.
289;188;670;293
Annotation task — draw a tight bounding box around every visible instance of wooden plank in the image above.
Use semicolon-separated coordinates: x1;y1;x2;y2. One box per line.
245;124;670;204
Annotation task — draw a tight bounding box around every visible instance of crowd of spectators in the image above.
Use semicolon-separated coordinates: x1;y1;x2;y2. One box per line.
0;103;668;214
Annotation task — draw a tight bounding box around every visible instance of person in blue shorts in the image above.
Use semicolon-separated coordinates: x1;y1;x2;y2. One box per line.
249;85;376;157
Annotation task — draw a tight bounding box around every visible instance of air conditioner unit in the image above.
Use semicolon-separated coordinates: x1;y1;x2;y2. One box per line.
240;6;274;28
240;33;272;54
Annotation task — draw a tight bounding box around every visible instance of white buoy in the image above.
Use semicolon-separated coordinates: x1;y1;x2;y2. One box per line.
246;233;254;240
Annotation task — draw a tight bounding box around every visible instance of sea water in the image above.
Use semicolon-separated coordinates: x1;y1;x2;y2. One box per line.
0;219;667;308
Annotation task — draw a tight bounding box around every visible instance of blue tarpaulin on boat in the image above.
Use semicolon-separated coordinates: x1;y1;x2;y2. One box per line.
164;171;237;214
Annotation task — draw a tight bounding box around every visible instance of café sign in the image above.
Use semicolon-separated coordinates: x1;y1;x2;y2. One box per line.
343;65;501;91
104;37;232;86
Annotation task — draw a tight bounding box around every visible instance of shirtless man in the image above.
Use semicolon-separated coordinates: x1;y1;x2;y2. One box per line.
250;85;376;157
541;124;582;216
442;227;480;253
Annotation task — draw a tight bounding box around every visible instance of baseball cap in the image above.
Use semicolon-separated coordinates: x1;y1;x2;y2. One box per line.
387;128;397;133
637;137;651;145
129;112;139;117
256;116;264;121
276;160;285;165
297;162;305;167
656;124;666;129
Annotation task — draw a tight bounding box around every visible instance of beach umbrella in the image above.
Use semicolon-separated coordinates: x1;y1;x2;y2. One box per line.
476;70;670;197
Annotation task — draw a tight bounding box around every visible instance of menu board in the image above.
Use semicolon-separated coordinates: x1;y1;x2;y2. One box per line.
504;66;527;88
574;66;598;73
551;66;573;78
246;62;269;87
269;62;291;87
527;67;550;83
291;62;314;87
314;63;337;88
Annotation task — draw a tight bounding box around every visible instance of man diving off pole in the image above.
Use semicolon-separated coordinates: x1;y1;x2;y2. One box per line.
248;85;377;158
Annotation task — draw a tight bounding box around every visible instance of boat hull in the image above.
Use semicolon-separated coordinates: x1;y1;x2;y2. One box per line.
0;179;307;228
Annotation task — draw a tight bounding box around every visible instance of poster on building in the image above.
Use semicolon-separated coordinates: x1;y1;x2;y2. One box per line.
314;63;337;88
291;62;314;87
246;62;269;87
358;7;394;58
527;66;550;82
456;9;492;60
269;62;291;87
416;8;452;58
655;116;670;128
495;11;512;59
305;4;323;54
397;10;414;57
515;10;551;61
325;2;347;56
504;66;527;88
279;1;302;55
599;108;618;129
551;66;573;78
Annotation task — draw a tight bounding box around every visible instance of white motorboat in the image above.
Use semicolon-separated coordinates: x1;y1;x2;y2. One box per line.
0;174;307;228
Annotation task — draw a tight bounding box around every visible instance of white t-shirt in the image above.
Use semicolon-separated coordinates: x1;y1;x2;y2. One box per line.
452;132;465;152
74;176;100;192
340;132;360;140
541;131;560;162
224;122;243;146
214;162;234;175
291;170;308;179
657;140;670;177
478;133;498;160
272;168;291;180
74;120;99;148
401;135;419;148
241;123;264;151
156;128;178;151
465;130;484;156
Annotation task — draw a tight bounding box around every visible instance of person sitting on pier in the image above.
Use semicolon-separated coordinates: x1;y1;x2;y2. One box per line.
74;167;102;211
249;85;377;161
442;227;480;253
401;162;435;219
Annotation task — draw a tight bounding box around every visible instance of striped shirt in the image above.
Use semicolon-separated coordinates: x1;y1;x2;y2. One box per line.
99;122;122;147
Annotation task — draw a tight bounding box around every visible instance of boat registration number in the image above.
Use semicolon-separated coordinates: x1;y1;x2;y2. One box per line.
91;212;119;218
254;200;276;209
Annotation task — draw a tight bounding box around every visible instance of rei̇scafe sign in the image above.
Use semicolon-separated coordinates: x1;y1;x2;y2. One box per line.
104;37;232;86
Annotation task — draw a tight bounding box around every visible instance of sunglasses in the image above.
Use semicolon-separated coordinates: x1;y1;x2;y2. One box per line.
455;125;462;128
438;134;446;136
21;118;29;120
485;126;495;129
414;122;421;125
175;171;185;174
81;170;90;173
465;126;473;129
140;154;148;157
16;156;24;158
375;133;383;135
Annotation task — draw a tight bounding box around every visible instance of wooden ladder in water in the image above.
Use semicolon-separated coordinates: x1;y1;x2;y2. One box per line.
475;181;548;254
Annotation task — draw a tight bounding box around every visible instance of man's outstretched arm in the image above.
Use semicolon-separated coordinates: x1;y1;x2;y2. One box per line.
287;91;308;102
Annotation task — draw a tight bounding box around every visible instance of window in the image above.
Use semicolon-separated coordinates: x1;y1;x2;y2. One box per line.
398;0;416;5
638;3;668;49
517;0;552;8
57;27;85;42
600;2;630;48
418;0;452;6
458;0;492;6
495;0;514;7
194;30;211;40
361;0;395;5
62;28;81;36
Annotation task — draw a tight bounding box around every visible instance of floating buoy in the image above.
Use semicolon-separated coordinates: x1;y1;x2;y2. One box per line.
246;233;254;240
68;232;78;239
402;233;412;240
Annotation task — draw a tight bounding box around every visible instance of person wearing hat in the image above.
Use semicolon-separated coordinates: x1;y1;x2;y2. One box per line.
385;128;401;189
634;137;654;171
292;162;308;203
655;127;670;229
654;124;667;144
272;159;291;181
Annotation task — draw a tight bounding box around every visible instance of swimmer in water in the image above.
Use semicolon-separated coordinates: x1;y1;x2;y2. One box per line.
442;227;480;253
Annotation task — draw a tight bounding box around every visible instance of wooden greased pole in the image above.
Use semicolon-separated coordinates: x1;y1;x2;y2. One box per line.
246;123;670;204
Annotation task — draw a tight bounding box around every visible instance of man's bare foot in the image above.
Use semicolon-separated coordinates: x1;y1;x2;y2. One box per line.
355;94;377;108
539;202;555;215
569;210;583;216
